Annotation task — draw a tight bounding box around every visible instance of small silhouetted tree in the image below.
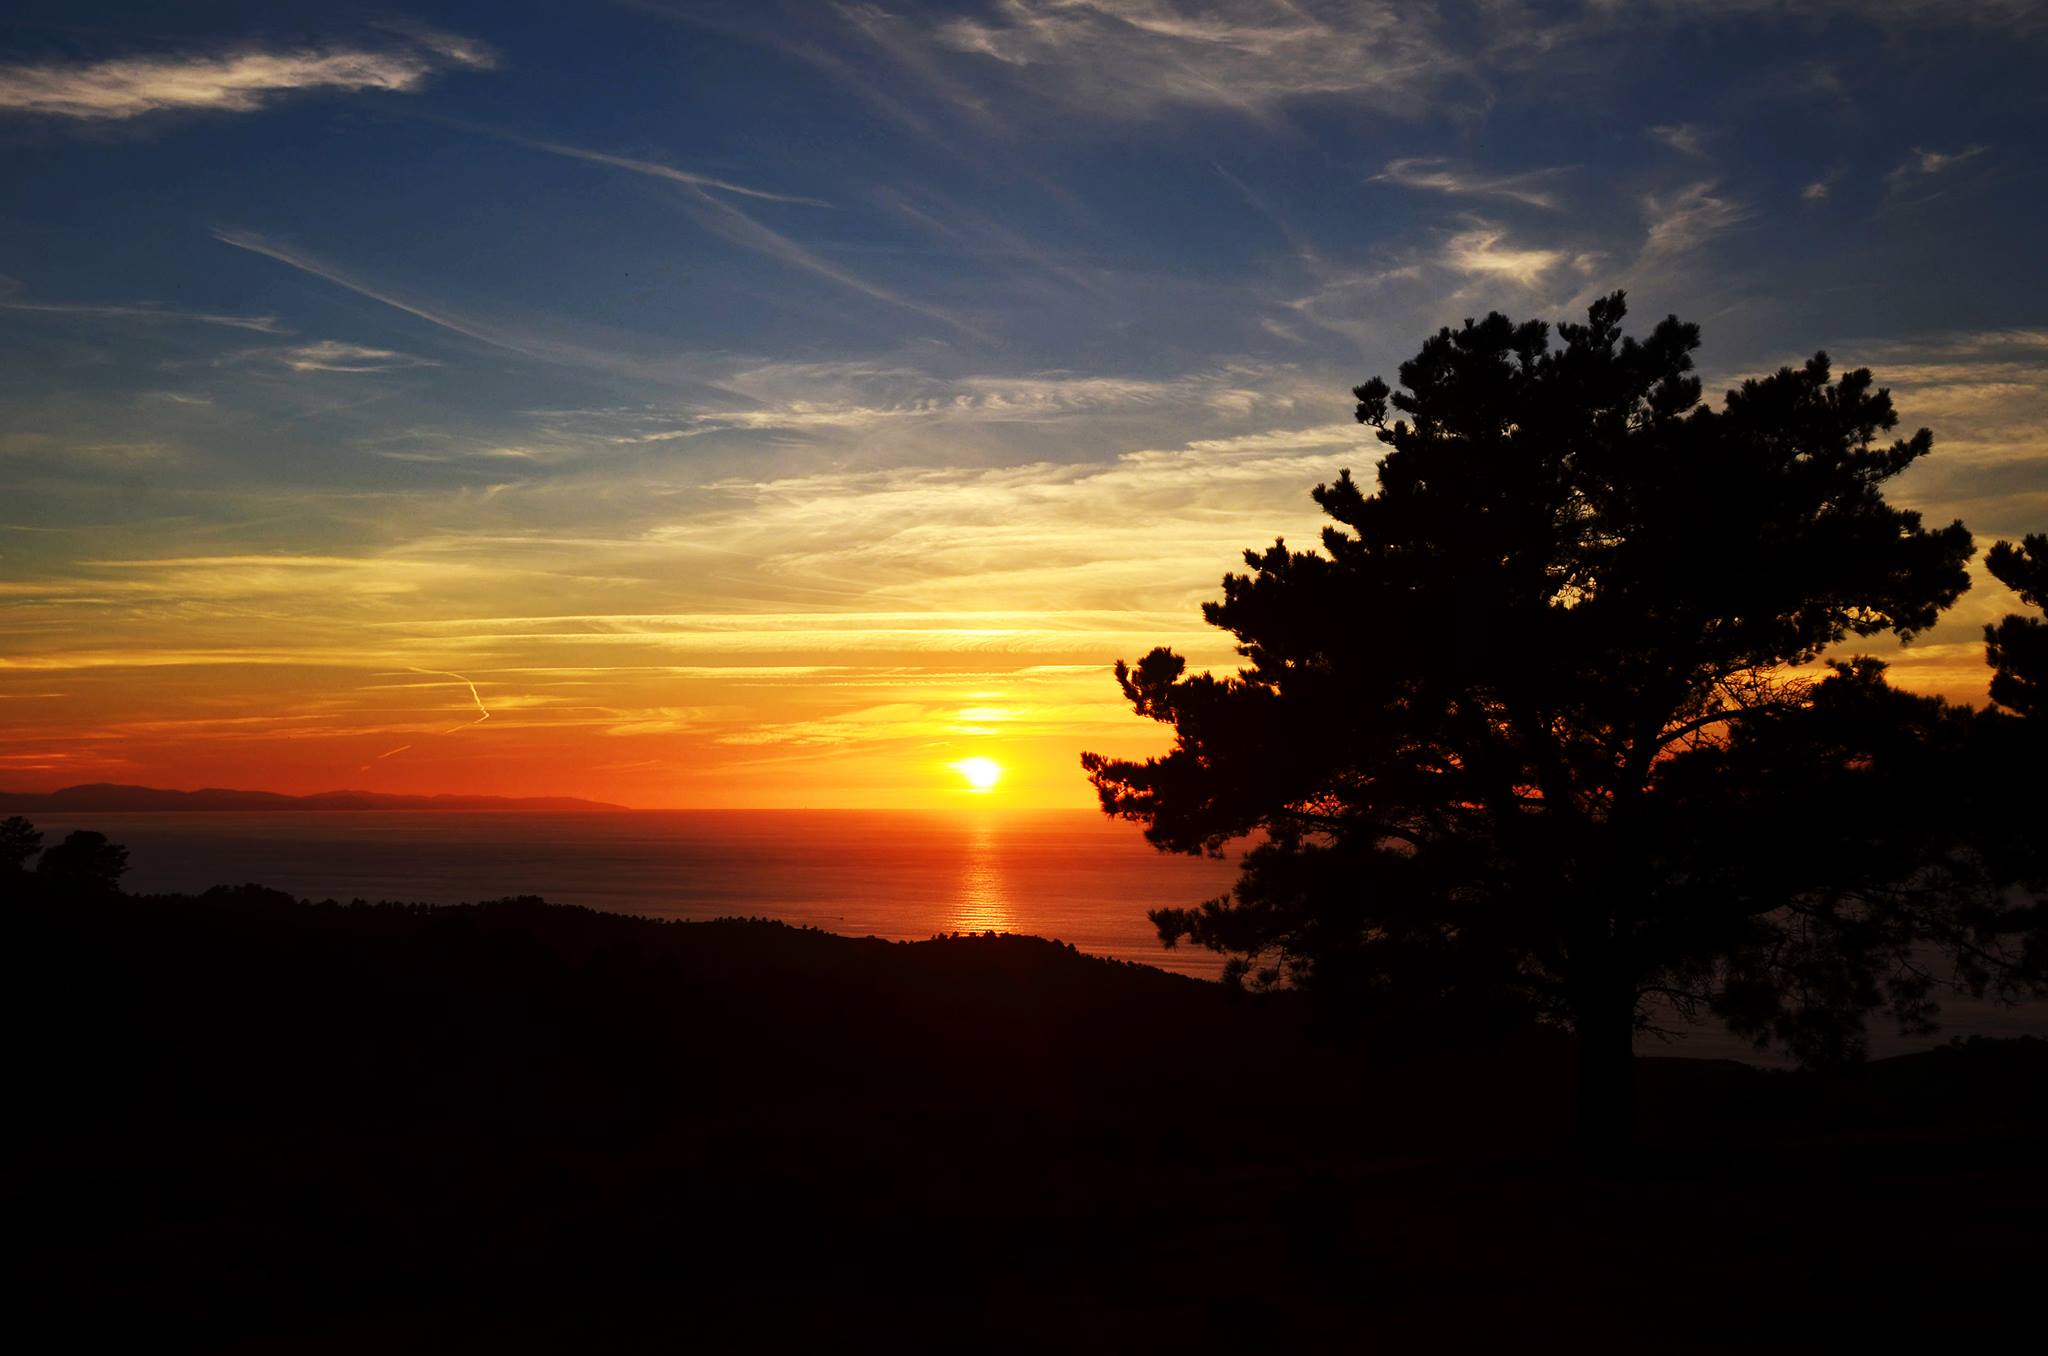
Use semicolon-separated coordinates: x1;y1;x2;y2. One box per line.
1979;533;2048;931
1;815;41;871
35;830;129;899
1;815;43;900
1082;293;2042;1153
1986;534;2048;720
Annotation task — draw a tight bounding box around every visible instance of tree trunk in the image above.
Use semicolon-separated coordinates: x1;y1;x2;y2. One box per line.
1573;978;1637;1165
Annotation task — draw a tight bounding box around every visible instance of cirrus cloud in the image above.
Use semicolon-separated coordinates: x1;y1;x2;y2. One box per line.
1373;157;1567;210
0;33;494;121
262;341;441;374
1640;181;1751;258
878;0;1451;121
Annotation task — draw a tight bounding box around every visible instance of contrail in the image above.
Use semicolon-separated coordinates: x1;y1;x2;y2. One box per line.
409;667;491;733
488;129;834;207
214;229;515;352
358;742;413;772
450;124;985;338
360;669;490;770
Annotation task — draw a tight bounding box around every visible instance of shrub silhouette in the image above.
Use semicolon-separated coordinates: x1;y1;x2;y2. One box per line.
1986;533;2048;720
0;815;42;905
34;829;129;899
0;815;40;867
1083;292;2043;1152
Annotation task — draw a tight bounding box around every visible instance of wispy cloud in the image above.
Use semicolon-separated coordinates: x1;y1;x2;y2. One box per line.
0;418;1374;802
1888;144;1988;186
1649;123;1707;157
679;187;984;336
1839;329;2048;478
872;183;1107;294
0;35;495;121
1640;181;1750;257
484;130;976;335
715;379;1250;433
871;0;1450;121
1373;158;1566;210
1595;0;2048;36
211;229;699;382
1439;224;1566;285
213;229;516;351
0;298;285;332
496;133;833;207
517;360;1300;449
252;341;440;374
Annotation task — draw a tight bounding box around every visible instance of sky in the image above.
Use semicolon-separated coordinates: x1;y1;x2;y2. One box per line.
3;0;2046;808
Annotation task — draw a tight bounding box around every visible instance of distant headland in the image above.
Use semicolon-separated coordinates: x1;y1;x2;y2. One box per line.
0;783;629;813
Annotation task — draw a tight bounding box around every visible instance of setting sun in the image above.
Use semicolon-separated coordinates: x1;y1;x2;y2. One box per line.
8;3;2048;1345
953;757;1003;792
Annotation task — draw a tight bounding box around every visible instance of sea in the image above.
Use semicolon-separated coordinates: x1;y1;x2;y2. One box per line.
24;809;1240;978
24;808;2044;1062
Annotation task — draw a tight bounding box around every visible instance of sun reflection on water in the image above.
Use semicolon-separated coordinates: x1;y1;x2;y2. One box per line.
944;817;1014;935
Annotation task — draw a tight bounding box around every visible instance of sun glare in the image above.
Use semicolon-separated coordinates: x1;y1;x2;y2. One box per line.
953;756;1003;792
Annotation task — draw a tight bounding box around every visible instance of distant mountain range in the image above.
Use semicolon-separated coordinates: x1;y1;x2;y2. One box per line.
0;783;628;813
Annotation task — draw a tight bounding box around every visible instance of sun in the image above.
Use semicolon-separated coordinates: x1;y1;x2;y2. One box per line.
952;756;1003;792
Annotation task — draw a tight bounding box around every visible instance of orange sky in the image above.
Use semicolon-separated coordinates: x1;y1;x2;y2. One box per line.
6;2;2044;807
1;435;1357;807
1;412;2023;809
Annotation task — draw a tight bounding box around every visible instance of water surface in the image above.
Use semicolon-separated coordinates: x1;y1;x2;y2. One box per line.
27;808;2043;1059
28;809;1240;979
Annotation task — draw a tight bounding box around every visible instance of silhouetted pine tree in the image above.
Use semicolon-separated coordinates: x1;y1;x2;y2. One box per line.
1084;292;2043;1153
1986;533;2048;720
35;829;129;899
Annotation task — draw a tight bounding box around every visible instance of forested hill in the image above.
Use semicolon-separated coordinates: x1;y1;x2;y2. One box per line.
8;885;2046;1348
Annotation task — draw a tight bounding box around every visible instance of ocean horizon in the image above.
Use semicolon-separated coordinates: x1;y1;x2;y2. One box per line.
19;808;1239;976
24;807;2044;1063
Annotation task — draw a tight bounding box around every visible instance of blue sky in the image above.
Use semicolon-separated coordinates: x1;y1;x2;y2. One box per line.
3;1;2046;805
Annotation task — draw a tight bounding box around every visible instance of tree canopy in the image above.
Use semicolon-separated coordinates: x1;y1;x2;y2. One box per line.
1986;533;2048;721
1083;292;2041;1149
0;815;41;875
34;829;129;899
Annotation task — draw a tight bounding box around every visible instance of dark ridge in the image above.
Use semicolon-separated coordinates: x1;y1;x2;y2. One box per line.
0;782;628;812
7;886;2044;1349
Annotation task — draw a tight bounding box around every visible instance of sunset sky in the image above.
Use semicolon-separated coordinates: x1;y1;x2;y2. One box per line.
4;1;2046;808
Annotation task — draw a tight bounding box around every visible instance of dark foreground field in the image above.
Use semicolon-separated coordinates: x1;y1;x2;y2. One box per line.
7;888;2045;1351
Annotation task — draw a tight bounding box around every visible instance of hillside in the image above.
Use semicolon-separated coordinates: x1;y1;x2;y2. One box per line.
6;887;2045;1350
